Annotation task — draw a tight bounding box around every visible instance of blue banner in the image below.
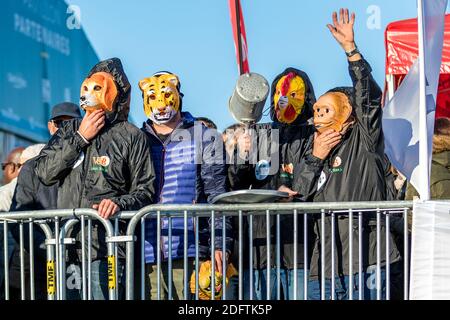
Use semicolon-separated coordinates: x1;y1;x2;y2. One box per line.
0;0;98;142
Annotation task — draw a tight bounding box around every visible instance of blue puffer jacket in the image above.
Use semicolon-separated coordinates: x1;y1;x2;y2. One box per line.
142;112;231;264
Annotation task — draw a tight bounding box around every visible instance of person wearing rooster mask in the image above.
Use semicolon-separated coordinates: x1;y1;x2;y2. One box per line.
293;9;401;300
227;66;317;300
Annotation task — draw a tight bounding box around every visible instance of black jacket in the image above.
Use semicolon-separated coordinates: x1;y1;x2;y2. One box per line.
34;58;155;261
11;157;58;248
9;157;58;292
293;58;401;279
228;68;316;270
13;158;58;212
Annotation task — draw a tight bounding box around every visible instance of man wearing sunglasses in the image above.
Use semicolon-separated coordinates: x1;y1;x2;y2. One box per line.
1;147;25;186
0;147;24;297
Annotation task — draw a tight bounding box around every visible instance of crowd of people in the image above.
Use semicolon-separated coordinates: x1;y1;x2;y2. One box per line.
0;8;449;301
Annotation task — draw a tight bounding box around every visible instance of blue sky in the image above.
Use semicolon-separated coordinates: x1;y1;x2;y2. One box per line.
70;0;448;130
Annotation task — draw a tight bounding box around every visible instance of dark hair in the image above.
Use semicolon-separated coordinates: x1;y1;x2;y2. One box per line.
197;117;217;129
223;123;245;134
433;117;450;154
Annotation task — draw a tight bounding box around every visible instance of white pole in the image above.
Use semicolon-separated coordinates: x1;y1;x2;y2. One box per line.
386;74;395;102
417;0;431;201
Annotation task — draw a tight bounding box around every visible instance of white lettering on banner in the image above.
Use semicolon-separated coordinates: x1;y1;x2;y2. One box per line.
14;13;71;56
21;0;61;26
7;73;27;90
0;108;21;122
42;79;51;104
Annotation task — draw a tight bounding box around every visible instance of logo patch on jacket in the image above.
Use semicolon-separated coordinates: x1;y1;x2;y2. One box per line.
255;160;270;181
91;156;111;172
330;156;343;174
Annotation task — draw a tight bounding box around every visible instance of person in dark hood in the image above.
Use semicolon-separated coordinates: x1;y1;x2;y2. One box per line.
293;9;401;300
34;58;155;300
226;66;317;300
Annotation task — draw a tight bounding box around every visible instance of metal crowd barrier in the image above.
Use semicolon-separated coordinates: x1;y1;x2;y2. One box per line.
0;209;117;301
0;201;435;301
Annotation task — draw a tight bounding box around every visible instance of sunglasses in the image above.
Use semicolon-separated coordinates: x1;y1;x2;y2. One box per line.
50;120;64;128
1;162;22;171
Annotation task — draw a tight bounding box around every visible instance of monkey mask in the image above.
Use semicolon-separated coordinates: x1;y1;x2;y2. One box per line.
139;72;181;125
80;72;118;113
313;92;353;133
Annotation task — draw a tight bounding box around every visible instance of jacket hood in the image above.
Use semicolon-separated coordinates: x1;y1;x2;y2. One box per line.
87;58;131;123
270;68;316;125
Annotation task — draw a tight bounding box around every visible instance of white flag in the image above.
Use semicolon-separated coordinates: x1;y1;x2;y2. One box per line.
411;200;450;300
383;0;447;199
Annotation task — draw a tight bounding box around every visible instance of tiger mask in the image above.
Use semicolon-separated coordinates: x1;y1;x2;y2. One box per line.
139;72;181;125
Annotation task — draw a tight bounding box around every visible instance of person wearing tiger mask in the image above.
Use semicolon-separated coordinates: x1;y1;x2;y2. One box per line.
139;71;232;300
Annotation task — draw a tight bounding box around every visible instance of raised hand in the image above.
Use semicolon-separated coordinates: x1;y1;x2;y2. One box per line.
327;8;356;53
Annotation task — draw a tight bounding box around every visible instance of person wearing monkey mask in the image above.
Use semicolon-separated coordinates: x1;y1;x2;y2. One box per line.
293;9;400;300
34;58;155;300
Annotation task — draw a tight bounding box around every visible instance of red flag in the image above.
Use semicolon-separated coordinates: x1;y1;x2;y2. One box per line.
229;0;250;74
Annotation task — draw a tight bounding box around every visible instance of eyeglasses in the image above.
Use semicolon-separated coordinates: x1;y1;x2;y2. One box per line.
1;162;22;171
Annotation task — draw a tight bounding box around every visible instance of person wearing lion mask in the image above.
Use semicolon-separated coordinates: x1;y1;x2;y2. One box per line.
226;67;317;300
138;71;232;300
293;8;401;300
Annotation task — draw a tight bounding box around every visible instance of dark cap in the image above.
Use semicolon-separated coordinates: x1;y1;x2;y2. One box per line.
50;102;82;121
